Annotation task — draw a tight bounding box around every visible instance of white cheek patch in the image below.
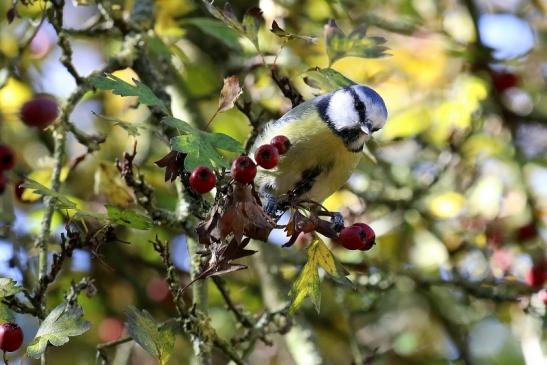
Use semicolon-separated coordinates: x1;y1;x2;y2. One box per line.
326;90;359;130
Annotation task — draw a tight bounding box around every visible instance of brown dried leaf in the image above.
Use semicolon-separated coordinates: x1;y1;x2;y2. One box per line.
218;76;243;113
154;151;185;182
6;6;16;24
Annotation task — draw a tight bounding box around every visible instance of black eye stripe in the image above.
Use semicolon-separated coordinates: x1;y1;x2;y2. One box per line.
346;87;367;124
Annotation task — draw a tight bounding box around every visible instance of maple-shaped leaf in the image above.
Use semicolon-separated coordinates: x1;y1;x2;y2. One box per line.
289;237;350;313
324;19;389;66
27;303;91;358
154;151;186;182
90;74;170;115
164;116;244;170
126;307;175;365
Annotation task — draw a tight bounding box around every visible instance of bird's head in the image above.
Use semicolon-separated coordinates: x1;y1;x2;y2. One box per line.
316;84;388;151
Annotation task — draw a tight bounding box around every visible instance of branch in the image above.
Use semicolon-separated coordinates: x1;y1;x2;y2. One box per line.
270;66;304;107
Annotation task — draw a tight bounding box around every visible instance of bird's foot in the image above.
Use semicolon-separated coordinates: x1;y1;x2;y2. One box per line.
330;212;345;232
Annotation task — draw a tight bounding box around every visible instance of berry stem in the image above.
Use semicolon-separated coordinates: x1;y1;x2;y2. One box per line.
3;350;9;365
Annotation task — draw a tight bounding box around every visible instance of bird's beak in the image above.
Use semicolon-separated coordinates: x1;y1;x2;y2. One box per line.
360;124;371;135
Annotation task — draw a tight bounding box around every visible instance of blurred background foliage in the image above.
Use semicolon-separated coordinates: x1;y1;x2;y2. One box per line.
0;0;546;364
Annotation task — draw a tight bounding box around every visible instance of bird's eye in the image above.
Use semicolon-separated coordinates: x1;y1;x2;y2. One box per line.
355;102;364;111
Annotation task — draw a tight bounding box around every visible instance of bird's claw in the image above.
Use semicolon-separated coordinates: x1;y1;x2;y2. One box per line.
330;212;345;232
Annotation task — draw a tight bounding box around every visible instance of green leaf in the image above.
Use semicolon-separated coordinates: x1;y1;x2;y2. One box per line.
200;1;262;51
325;20;389;65
289;237;349;313
126;306;175;365
106;205;152;230
241;7;263;49
270;20;317;43
27;304;91;359
183;18;242;50
0;303;14;323
162;116;194;134
93;112;146;137
91;74;169;115
302;67;355;92
22;179;77;210
0;278;22;298
166;117;244;170
146;35;172;59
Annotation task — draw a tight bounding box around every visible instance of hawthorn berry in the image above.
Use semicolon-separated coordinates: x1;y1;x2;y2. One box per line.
231;156;257;184
270;135;291;155
0;322;23;352
491;70;519;92
14;179;26;202
189;166;216;194
255;144;279;169
20;95;59;129
526;262;546;289
0;145;15;171
338;223;375;251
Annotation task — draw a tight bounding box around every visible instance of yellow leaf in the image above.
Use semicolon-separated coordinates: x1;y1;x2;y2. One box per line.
289;256;320;313
94;163;134;207
21;167;70;202
310;238;337;276
289;237;348;313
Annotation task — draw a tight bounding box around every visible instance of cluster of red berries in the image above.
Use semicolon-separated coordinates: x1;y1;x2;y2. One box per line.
337;223;376;251
0;96;59;195
0;322;23;353
188;135;291;194
0;144;16;195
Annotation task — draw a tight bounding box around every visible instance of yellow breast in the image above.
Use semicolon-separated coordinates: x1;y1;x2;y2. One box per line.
254;116;362;203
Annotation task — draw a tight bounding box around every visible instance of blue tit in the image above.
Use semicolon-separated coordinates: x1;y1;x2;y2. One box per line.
251;84;388;225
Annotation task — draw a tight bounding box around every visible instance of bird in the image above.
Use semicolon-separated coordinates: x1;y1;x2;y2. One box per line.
251;84;388;228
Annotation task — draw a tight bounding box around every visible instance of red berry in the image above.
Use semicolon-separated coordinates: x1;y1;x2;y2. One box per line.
526;262;546;289
255;144;279;169
491;70;519;92
516;223;538;242
189;166;216;193
270;135;291;155
0;174;7;195
0;322;24;352
0;145;15;171
20;95;59;129
14;179;27;202
353;223;376;250
338;223;375;251
231;156;257;184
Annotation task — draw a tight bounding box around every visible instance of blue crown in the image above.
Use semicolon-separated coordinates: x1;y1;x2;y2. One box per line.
354;85;388;119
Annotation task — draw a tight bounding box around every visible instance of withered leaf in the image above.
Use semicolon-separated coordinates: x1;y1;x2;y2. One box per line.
154;151;186;182
198;183;274;245
6;6;16;24
218;76;243;113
